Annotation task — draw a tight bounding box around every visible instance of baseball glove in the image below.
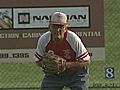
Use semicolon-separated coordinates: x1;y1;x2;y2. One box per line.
41;53;67;74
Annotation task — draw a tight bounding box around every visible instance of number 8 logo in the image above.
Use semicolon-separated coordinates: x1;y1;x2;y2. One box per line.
105;67;114;79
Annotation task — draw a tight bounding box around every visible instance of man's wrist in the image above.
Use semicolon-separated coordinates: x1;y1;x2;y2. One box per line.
66;61;79;70
65;60;90;70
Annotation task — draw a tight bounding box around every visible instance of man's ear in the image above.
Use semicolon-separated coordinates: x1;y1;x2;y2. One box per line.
65;25;68;30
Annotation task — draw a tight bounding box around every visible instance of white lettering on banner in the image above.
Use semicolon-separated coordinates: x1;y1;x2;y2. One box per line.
76;31;101;37
0;33;20;38
92;82;120;88
22;33;41;38
18;13;30;24
0;32;101;39
0;32;42;39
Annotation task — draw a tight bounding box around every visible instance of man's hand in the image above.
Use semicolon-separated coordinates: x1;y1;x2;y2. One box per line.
41;53;67;74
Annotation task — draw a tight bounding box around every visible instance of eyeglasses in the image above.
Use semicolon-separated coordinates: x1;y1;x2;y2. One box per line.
50;24;65;29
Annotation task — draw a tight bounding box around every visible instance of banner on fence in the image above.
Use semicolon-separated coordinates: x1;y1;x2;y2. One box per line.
0;0;104;61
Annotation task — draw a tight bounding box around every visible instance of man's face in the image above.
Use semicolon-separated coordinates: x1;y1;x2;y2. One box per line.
49;24;67;42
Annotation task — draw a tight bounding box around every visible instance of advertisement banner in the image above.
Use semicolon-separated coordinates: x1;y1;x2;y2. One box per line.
0;48;105;62
13;7;89;28
0;0;104;61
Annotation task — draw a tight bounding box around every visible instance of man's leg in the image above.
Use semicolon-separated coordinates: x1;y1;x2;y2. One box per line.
68;74;89;90
41;75;64;90
69;81;88;90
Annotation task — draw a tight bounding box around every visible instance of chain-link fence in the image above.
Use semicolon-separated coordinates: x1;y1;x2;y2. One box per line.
0;0;120;90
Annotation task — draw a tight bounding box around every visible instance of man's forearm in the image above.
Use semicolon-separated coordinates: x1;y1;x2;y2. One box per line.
66;60;90;70
35;61;43;67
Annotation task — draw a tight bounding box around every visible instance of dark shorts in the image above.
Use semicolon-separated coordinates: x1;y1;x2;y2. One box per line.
41;68;89;90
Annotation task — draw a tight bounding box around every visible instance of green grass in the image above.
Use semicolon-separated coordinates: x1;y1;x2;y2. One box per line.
0;0;120;90
0;62;42;88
